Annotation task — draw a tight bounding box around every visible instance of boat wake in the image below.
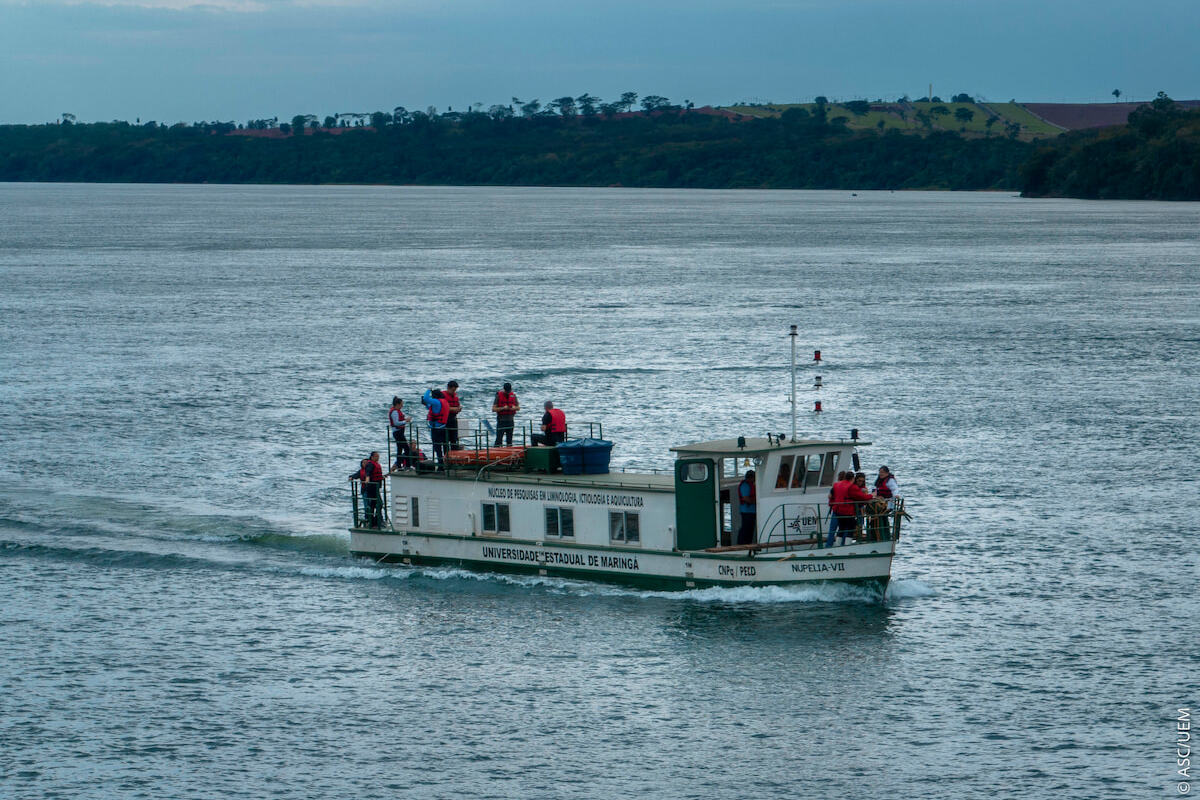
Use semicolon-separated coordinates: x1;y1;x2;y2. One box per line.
327;560;935;605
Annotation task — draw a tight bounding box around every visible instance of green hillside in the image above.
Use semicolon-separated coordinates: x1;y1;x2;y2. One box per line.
722;101;1057;141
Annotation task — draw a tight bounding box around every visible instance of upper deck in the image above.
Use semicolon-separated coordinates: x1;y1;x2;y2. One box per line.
397;466;674;492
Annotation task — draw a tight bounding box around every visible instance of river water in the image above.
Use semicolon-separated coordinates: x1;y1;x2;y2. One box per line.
1;184;1196;799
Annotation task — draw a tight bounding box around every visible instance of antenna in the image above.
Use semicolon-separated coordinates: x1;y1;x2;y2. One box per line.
789;324;798;441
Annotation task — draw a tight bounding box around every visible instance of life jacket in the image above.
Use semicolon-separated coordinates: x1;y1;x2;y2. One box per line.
874;474;894;498
739;479;756;510
427;398;450;426
390;408;406;430
831;480;873;515
495;391;517;416
446;391;461;417
363;460;384;483
547;408;566;433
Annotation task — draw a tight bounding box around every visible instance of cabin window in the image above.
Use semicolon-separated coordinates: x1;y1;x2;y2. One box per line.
790;456;806;489
545;507;574;538
683;462;709;482
774;455;794;490
805;453;824;487
411;497;420;528
482;502;510;534
820;451;840;486
609;511;640;543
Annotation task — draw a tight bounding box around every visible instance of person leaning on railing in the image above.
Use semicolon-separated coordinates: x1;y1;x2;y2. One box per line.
874;466;900;508
828;472;874;546
853;472;870;535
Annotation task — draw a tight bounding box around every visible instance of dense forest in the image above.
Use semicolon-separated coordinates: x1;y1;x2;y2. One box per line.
0;106;1031;191
5;95;1199;197
1020;94;1200;200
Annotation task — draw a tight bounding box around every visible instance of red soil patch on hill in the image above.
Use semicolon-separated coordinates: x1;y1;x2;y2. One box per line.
228;127;373;138
1025;101;1200;130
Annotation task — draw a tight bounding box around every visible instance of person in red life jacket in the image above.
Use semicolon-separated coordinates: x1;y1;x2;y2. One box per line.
357;451;385;528
532;400;567;446
444;381;463;451
737;470;757;545
349;456;369;526
825;471;848;547
422;388;450;468
492;382;520;446
389;397;412;471
874;465;900;508
829;472;874;546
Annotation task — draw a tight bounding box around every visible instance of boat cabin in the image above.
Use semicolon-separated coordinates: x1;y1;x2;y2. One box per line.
670;436;862;550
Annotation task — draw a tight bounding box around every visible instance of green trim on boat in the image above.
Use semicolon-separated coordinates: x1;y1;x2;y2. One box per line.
349;549;891;595
350;527;892;560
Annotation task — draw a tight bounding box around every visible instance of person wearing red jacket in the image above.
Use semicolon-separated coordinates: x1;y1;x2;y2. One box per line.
442;381;463;451
354;451;386;528
532;401;567;446
829;473;873;546
492;382;520;447
825;471;848;547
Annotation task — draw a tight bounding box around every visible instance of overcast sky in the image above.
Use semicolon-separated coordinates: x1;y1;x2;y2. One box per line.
1;0;1196;124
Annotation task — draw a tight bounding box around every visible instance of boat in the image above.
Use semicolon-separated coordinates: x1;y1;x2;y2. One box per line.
347;332;906;592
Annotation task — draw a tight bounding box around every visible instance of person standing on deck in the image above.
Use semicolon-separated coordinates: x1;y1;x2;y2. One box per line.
444;381;463;451
422;388;450;468
359;451;385;528
532;401;567;446
389;397;412;471
737;470;757;546
492;382;520;446
826;471;848;548
874;466;900;508
830;473;873;546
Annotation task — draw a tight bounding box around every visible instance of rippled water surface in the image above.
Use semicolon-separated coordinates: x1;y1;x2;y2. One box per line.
1;184;1197;799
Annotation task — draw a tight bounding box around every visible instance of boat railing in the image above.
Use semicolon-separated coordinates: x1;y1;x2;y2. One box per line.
388;418;607;473
348;477;390;530
758;499;905;551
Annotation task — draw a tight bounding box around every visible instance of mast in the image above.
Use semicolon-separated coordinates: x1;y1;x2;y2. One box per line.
789;324;798;441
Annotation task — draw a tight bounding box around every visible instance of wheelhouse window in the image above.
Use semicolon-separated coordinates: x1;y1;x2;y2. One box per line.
774;455;794;490
820;451;840;486
544;507;574;538
609;511;640;543
805;453;823;487
790;456;806;489
683;462;709;482
482;502;511;534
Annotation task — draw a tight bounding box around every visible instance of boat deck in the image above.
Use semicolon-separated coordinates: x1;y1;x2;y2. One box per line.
391;468;675;492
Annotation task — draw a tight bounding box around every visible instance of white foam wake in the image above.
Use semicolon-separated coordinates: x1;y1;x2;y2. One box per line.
300;560;935;606
884;578;936;600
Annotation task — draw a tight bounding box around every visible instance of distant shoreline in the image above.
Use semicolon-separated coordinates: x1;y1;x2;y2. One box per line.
4;96;1198;199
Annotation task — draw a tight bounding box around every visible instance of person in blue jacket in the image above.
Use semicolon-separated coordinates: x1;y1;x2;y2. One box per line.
737;470;756;545
422;388;449;469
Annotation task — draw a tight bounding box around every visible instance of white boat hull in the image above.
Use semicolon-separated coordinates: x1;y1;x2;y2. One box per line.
350;529;895;592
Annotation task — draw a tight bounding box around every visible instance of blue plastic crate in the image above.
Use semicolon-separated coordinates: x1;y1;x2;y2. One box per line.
557;438;612;475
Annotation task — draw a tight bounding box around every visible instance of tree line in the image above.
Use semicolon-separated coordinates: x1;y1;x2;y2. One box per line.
7;93;1198;197
0;104;1030;190
1020;93;1200;200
